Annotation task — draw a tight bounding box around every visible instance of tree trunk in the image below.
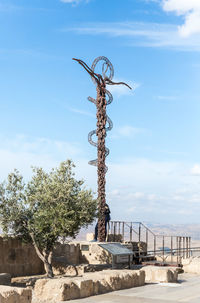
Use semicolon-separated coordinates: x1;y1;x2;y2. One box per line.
44;260;54;278
30;233;54;278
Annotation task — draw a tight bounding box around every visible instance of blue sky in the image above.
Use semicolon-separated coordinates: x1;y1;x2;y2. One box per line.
0;0;200;224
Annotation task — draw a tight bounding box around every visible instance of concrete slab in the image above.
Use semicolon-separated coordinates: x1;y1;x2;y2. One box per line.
70;273;200;303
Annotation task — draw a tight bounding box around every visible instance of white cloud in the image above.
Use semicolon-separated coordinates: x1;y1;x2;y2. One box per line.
60;0;89;4
189;194;200;203
68;22;200;51
157;95;179;101
118;126;144;137
0;3;21;11
60;0;80;3
191;164;200;176
0;134;82;181
68;107;95;118
2;135;200;223
106;158;200;222
162;0;200;15
162;0;200;37
108;80;140;97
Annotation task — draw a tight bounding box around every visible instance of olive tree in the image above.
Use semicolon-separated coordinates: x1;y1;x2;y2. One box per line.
0;160;97;278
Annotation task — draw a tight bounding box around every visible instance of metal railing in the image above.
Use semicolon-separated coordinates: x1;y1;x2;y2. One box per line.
107;221;192;265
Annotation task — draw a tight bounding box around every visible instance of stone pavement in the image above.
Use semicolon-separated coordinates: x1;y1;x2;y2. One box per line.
70;273;200;303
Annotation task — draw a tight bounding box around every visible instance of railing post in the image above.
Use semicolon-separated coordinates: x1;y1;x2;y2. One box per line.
176;236;179;266
186;237;189;258
146;229;148;252
162;236;165;263
114;222;116;242
154;236;156;258
139;223;141;242
122;222;125;243
171;236;173;263
130;223;133;242
179;237;181;264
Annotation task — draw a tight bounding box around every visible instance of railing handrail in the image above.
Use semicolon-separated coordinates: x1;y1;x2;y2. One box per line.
124;222;139;236
109;220;191;239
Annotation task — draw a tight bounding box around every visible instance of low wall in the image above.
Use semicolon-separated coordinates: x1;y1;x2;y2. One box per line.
0;237;44;277
0;237;145;277
0;237;81;277
34;269;145;301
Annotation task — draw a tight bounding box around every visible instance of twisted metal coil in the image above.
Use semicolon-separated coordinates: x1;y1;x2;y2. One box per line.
88;57;114;171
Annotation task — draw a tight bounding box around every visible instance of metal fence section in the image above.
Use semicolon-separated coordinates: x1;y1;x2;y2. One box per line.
107;221;192;265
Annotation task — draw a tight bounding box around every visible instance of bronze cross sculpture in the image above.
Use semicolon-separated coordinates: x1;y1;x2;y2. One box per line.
73;56;131;242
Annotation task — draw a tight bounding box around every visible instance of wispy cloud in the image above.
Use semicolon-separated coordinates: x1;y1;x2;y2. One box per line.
0;3;21;12
191;164;200;176
109;80;140;97
157;95;179;101
68;107;95;118
0;134;82;180
111;125;146;139
118;126;144;137
60;0;90;4
66;21;200;51
105;157;200;222
60;0;81;3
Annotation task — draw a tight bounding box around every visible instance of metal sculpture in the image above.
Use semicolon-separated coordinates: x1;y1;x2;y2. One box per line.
73;56;131;241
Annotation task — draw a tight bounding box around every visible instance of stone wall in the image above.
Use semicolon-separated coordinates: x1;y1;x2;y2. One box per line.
52;243;81;274
0;237;44;277
0;237;146;277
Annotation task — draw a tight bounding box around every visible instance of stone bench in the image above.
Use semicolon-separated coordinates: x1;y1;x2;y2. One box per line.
0;285;32;303
142;266;178;283
34;269;145;301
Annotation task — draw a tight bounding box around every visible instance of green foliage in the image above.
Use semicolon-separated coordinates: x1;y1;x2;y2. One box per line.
0;159;97;253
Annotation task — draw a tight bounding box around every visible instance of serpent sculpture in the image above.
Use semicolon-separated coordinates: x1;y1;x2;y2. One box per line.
73;56;131;241
88;56;114;171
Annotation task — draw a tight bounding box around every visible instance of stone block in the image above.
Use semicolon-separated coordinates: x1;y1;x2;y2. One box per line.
103;271;122;291
142;266;178;283
33;278;49;299
34;269;145;301
80;243;112;265
92;274;111;295
138;270;145;286
107;234;122;242
118;271;132;289
0;273;11;286
86;233;94;241
53;243;80;266
0;285;32;303
183;257;200;274
74;279;93;298
61;281;80;301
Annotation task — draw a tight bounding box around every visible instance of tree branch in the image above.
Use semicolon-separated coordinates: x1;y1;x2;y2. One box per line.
48;251;53;264
30;233;45;263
